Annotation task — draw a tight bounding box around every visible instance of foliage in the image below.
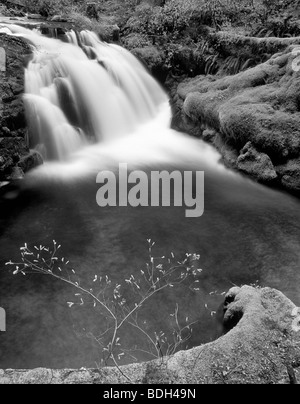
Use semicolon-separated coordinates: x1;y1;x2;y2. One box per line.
4;0;299;79
0;4;8;16
254;17;300;38
12;0;300;39
122;33;152;50
23;0;72;17
123;0;300;43
7;240;203;370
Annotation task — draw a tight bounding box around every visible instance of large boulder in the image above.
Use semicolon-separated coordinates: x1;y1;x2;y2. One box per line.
0;286;299;384
176;44;300;193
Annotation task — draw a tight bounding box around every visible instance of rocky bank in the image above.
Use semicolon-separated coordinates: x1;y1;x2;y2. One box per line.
0;33;35;183
0;286;299;384
173;37;300;194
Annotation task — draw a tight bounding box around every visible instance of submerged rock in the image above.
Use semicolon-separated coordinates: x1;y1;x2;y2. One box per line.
0;286;299;384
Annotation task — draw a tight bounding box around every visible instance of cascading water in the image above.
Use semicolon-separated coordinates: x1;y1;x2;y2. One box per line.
1;23;222;176
2;25;171;162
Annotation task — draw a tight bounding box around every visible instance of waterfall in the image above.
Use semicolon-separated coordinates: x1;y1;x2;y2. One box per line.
2;25;167;160
1;24;223;178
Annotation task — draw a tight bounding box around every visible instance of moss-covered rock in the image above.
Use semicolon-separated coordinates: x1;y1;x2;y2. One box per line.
131;46;168;83
237;142;278;182
177;44;300;192
276;159;300;192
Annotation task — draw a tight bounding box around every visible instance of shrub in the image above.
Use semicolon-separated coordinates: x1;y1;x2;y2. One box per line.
23;0;92;18
7;240;204;370
250;0;300;37
122;33;152;50
24;0;69;16
124;0;201;41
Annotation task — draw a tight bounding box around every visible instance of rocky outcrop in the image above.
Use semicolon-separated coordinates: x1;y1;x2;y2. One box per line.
236;142;278;183
0;33;35;182
174;44;300;193
1;286;299;384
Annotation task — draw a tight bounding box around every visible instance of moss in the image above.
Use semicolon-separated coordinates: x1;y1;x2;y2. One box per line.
182;47;300;155
178;45;300;191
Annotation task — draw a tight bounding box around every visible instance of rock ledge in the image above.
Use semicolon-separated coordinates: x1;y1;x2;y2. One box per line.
1;286;299;384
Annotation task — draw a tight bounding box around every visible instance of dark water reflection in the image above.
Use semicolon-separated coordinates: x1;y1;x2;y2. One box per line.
0;165;300;369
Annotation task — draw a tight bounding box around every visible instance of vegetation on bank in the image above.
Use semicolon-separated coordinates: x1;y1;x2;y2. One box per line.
2;0;298;37
119;0;300;79
1;0;299;78
2;1;299;39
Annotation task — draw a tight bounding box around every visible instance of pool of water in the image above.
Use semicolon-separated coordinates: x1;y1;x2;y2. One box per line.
0;162;300;369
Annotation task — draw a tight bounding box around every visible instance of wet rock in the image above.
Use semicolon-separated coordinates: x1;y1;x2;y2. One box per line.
40;24;69;38
237;142;277;182
0;137;28;155
0;181;9;188
19;150;43;173
27;14;45;20
7;165;24;180
202;128;217;143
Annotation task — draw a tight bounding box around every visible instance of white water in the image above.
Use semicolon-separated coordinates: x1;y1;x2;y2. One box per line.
1;24;223;177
